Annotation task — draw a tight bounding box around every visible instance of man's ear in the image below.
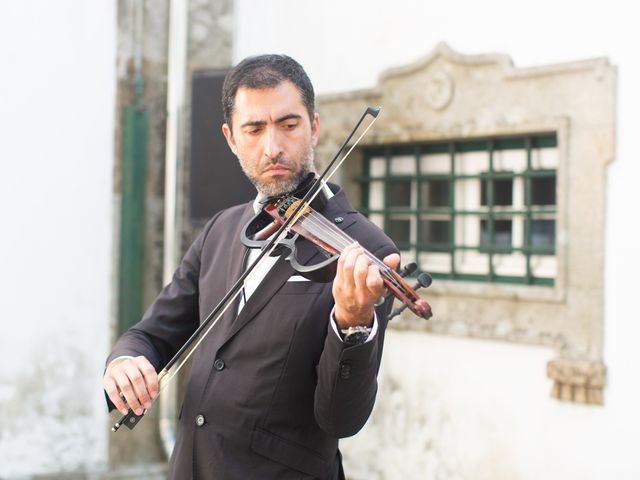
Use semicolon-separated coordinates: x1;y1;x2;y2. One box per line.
222;123;237;156
310;113;320;148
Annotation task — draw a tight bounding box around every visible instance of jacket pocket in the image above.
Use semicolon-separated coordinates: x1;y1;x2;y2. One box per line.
277;280;327;295
251;427;331;479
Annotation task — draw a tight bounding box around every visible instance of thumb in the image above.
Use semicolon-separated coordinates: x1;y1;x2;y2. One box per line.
383;253;400;270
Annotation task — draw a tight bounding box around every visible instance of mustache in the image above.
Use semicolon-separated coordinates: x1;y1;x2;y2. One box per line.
261;154;295;168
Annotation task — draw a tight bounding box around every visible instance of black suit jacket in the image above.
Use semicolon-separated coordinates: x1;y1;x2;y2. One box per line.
107;186;398;479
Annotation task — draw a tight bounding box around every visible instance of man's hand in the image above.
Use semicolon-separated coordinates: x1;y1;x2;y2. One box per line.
332;243;400;330
103;356;158;416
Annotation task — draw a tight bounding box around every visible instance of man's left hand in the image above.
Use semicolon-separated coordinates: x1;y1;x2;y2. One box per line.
332;243;400;330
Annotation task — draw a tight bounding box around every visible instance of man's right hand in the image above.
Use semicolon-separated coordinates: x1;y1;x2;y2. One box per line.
103;356;158;416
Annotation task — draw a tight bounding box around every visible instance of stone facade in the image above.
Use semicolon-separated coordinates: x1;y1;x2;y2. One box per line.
316;43;616;404
180;0;234;251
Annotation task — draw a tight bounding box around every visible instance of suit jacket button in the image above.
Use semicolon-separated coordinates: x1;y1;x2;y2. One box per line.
214;358;225;371
195;414;206;427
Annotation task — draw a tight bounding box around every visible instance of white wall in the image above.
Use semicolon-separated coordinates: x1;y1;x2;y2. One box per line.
234;0;640;477
0;1;115;476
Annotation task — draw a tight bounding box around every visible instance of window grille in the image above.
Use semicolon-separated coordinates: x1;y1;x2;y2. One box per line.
359;135;558;285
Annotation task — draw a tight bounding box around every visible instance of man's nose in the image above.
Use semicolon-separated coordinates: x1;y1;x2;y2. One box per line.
263;127;283;162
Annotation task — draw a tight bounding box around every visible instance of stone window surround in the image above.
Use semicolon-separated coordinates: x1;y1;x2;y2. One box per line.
315;43;615;404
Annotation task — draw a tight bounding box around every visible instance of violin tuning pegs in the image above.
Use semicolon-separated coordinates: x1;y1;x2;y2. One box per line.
399;262;417;278
416;272;432;289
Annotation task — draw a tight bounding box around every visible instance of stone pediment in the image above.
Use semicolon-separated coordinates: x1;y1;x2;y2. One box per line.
319;42;614;144
375;42;512;112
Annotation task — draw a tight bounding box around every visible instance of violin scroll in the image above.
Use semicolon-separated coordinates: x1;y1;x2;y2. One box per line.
387;271;433;321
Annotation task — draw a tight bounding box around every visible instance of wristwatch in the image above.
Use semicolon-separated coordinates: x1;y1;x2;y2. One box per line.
340;325;372;345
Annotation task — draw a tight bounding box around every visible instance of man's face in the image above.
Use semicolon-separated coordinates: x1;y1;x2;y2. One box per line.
222;80;320;197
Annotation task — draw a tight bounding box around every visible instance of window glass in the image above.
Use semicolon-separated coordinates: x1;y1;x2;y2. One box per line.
421;219;451;244
480;178;513;206
389;155;415;175
420;153;450;174
531;176;556;205
388;218;411;244
455;150;489;175
455;179;481;210
531;147;559;169
420;180;450;208
388;180;412;207
369;181;384;210
493;149;526;172
480;219;512;248
456;215;482;247
369;157;386;177
530;219;555;250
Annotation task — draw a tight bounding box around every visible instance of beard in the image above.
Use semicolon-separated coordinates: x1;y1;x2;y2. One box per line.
238;143;315;197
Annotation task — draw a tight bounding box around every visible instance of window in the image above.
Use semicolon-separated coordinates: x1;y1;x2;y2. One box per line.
360;135;558;285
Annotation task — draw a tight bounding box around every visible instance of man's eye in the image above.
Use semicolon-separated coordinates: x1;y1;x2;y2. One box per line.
284;123;298;130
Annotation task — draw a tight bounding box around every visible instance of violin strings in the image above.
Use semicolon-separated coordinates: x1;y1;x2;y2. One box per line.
296;210;398;285
300;211;390;270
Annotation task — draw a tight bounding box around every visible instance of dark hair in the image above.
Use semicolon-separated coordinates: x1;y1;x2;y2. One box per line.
221;54;315;129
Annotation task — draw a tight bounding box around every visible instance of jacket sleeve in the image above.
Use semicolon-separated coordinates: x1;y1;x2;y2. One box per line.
313;242;398;438
106;213;220;372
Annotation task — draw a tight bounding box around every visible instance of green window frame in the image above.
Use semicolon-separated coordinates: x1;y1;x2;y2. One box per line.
359;134;558;286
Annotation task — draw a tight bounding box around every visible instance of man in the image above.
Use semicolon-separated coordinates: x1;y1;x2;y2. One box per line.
103;54;399;479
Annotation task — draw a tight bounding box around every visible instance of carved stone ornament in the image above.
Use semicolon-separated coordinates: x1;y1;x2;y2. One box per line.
424;70;454;111
547;359;606;405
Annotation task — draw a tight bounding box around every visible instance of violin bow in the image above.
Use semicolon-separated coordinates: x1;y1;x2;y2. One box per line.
112;106;381;432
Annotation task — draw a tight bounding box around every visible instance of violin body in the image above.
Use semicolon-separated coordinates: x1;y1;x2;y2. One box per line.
241;192;433;320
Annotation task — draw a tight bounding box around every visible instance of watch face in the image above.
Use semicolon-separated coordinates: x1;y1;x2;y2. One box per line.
344;331;369;345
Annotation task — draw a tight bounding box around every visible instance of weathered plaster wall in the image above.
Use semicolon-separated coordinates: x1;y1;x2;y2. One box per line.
0;1;116;477
107;1;169;473
342;331;625;480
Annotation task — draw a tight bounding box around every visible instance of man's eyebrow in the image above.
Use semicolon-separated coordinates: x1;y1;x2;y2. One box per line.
240;119;267;128
275;113;303;123
238;114;302;129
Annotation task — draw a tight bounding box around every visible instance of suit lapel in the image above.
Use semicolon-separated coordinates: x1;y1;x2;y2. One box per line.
225;203;255;296
221;255;294;344
205;202;255;351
